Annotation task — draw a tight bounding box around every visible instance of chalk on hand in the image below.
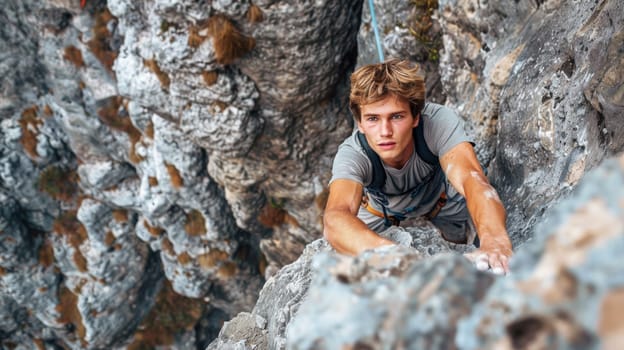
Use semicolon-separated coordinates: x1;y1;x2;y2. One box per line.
491;267;505;275
475;255;489;271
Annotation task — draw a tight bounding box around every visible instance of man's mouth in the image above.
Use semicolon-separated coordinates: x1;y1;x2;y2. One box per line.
377;142;396;150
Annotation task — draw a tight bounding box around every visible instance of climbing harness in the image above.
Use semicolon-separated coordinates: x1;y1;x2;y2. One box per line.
361;0;450;225
367;0;385;62
361;195;400;226
424;192;447;220
358;117;447;226
357;116;439;192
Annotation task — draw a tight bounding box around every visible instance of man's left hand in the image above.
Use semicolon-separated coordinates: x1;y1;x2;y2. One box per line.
464;235;513;275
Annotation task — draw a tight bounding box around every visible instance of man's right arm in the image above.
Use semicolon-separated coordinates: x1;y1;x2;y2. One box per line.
323;179;395;256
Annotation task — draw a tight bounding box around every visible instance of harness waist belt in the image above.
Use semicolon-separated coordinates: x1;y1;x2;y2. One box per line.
363;191;447;225
363;201;400;226
425;192;447;220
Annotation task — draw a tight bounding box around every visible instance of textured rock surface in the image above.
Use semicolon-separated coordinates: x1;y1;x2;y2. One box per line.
209;154;624;349
437;0;624;245
208;224;473;349
456;154;624;350
1;0;623;348
288;253;492;350
1;0;359;347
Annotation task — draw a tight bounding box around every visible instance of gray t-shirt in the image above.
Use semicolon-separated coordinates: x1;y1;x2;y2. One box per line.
330;103;473;230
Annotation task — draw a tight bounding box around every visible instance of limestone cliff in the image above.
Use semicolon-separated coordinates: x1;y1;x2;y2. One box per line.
213;154;624;349
0;0;622;348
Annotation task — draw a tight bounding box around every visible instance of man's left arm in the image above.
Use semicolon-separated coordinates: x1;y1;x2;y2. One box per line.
439;142;513;274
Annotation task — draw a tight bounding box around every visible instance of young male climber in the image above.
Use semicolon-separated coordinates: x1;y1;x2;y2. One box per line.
323;59;513;274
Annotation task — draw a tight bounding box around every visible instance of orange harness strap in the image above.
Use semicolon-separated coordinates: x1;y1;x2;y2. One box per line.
425;192;447;220
362;200;400;226
362;191;447;225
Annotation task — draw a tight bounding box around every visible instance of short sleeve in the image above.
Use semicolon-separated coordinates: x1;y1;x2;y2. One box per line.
423;104;474;157
329;137;372;186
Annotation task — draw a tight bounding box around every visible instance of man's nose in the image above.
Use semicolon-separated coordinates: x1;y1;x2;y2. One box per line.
380;119;393;136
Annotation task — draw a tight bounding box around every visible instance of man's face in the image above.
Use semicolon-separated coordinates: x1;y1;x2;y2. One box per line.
357;94;419;169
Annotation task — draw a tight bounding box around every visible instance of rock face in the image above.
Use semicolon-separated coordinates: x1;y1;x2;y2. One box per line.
436;0;624;244
208;223;476;349
208;154;624;349
2;0;358;348
0;0;623;349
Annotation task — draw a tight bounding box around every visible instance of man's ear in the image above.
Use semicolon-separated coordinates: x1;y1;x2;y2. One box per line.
412;113;420;128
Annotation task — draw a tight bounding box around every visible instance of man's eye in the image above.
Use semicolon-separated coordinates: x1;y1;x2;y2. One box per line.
366;117;378;122
391;114;404;119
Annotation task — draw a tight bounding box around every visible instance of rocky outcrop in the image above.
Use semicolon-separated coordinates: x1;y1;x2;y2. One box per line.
1;0;359;347
436;0;624;244
208;221;477;349
1;0;623;348
208;154;624;349
456;156;624;350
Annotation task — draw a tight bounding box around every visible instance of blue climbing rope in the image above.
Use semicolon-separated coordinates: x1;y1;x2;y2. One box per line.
368;0;385;62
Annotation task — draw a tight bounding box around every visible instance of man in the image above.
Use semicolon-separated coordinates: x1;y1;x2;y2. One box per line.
323;59;512;274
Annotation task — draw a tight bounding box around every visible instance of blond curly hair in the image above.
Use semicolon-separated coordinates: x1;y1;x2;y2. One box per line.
349;59;426;122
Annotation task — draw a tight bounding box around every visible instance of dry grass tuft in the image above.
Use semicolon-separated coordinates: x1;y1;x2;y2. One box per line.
197;249;228;269
143;59;171;89
38;165;79;202
217;261;238;278
43;105;53;117
53;211;88;249
57;287;87;346
408;0;441;61
177;252;192;265
97;96;144;164
38;239;55;268
87;8;117;73
143;219;164;237
187;24;206;48
127;280;203;349
148;176;159;187
33;339;45;350
73;251;88;272
112;209;128;222
129;141;145;164
246;4;264;23
161;237;175;256
19;106;42;159
184;210;206;236
211;100;228;112
257;200;286;227
144;120;154;139
202;70;218;85
104;231;115;246
63;46;85;68
207;14;256;65
164;163;183;188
